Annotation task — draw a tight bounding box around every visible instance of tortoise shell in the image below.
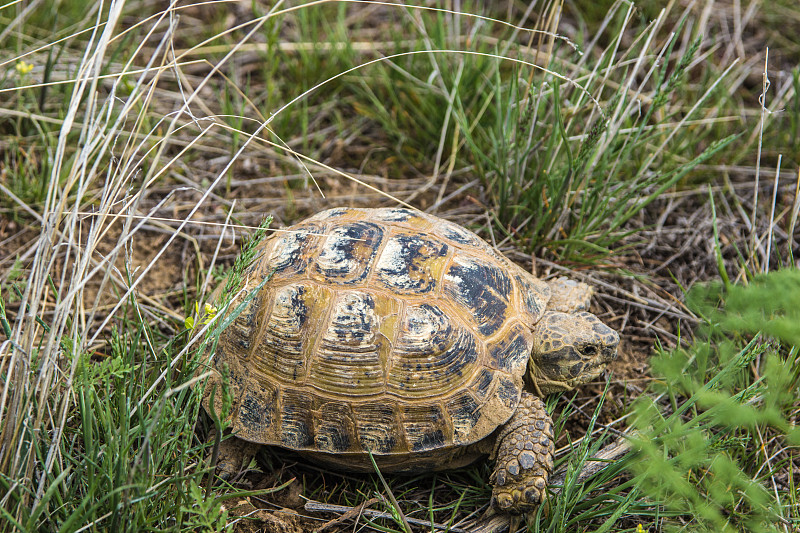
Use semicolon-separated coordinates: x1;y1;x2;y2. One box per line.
208;207;552;465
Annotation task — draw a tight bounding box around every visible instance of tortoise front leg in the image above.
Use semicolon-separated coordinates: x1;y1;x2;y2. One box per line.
490;392;554;513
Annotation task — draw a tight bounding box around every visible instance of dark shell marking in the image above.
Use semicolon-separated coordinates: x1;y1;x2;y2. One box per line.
312;222;384;284
266;222;323;279
213;207;556;464
375;233;448;293
435;219;485;248
444;256;513;336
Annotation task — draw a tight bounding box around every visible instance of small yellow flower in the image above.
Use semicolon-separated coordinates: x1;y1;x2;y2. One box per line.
185;301;219;330
636;525;645;533
15;61;33;76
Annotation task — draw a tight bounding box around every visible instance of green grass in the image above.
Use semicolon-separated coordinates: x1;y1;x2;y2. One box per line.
629;270;800;531
1;1;798;532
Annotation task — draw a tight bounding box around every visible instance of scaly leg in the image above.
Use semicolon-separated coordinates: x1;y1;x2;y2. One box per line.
490;392;554;513
214;434;259;480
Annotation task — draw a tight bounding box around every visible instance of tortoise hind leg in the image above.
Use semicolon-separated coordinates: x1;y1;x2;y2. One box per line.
213;434;259;480
490;392;554;513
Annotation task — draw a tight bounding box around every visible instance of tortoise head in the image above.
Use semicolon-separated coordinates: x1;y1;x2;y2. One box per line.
528;311;619;395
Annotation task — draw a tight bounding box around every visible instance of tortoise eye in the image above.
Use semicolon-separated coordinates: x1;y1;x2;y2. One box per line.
580;345;597;356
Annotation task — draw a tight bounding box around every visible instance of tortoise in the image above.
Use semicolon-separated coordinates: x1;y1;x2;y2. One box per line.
202;207;619;512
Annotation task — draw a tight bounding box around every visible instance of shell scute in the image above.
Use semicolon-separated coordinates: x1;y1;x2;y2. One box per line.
266;222;323;280
308;291;385;396
434;219;485;249
496;376;521;410
305;207;354;222
315;401;356;453
279;389;314;448
468;367;495;401
311;221;383;285
370;208;430;228
375;233;448;294
222;290;261;353
444;256;513;337
388;304;479;398
253;284;311;384
236;383;277;442
401;404;447;452
487;323;533;375
410;428;446;452
398;303;453;354
353;402;400;453
445;391;482;443
513;271;551;325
